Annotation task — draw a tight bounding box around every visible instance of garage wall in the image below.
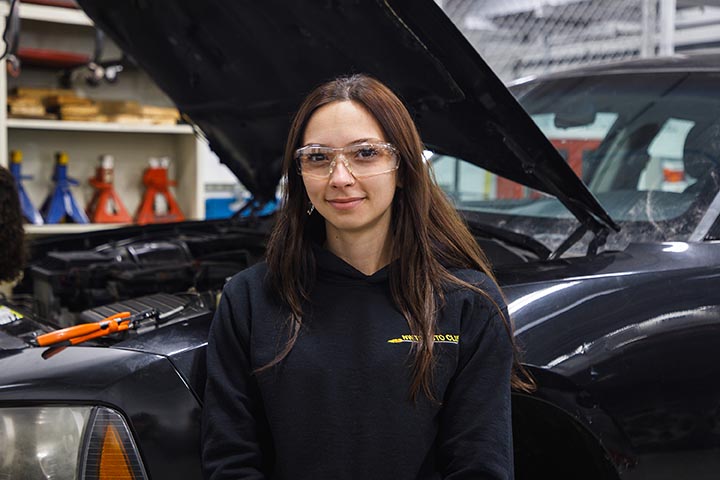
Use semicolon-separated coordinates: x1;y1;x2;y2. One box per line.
437;0;720;82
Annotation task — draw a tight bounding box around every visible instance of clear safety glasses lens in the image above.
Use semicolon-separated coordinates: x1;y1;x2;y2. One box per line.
295;142;399;179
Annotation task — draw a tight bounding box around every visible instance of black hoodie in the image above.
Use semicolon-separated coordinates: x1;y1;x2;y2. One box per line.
202;248;513;479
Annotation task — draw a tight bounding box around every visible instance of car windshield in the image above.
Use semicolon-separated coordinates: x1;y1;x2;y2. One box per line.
432;71;720;255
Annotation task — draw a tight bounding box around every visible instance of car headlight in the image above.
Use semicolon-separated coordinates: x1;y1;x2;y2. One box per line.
0;405;148;480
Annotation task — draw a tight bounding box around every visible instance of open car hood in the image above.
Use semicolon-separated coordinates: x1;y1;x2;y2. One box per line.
77;0;617;231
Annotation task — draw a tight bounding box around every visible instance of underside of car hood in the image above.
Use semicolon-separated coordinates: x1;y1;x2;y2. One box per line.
76;0;616;231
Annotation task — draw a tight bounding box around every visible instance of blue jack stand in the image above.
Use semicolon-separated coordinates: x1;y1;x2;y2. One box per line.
41;151;89;224
9;150;44;225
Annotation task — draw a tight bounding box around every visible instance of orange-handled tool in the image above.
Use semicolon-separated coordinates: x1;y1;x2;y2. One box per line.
36;311;131;347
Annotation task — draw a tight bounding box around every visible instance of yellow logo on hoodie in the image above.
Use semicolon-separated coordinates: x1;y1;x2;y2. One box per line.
387;334;459;344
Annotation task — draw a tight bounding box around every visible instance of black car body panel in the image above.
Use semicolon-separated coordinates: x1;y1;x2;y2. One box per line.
2;1;720;479
503;247;720;477
114;309;212;401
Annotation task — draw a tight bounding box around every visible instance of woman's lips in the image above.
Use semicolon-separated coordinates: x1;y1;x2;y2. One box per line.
326;197;365;210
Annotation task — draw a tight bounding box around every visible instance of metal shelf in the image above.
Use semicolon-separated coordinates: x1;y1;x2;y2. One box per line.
7;118;195;134
1;1;205;220
0;2;92;26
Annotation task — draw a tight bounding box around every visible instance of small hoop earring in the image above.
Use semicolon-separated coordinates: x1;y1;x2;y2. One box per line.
307;203;315;215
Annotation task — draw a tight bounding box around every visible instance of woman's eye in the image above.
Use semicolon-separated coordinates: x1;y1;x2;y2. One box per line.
355;147;379;160
307;153;329;163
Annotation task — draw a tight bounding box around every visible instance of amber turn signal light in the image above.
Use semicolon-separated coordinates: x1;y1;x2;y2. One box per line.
80;407;148;480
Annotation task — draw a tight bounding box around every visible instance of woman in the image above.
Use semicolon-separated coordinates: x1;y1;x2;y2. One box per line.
202;74;531;480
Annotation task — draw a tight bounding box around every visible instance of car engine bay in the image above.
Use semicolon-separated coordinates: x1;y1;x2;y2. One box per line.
0;222;268;348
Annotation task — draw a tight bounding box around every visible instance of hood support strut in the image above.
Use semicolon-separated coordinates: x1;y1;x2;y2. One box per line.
499;126;619;232
499;130;617;259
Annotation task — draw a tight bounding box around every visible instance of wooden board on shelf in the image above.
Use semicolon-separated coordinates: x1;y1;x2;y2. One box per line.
8;95;42;106
106;114;152;124
8;96;46;117
12;87;76;98
8;112;58;120
60;114;109;122
140;105;181;120
98;101;180;124
60;104;100;117
147;117;180;126
44;95;93;107
96;99;142;115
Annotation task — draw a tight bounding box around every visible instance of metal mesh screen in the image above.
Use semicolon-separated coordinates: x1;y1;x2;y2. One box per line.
437;0;658;82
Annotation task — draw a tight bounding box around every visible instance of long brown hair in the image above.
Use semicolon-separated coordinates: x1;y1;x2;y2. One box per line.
265;74;533;399
0;165;26;284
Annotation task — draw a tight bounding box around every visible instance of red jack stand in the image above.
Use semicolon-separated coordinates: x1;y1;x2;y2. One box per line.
135;157;185;225
87;155;132;223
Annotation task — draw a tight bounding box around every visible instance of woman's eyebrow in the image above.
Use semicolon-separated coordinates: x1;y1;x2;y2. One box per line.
299;138;383;148
348;137;381;145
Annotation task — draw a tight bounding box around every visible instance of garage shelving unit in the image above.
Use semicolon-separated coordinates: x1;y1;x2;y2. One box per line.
0;1;205;236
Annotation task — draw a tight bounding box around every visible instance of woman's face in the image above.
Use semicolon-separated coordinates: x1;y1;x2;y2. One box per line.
301;100;398;239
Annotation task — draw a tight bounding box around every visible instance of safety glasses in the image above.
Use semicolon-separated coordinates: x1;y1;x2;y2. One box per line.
295;142;399;179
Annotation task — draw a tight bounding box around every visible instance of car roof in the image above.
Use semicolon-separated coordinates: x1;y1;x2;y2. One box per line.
511;53;720;85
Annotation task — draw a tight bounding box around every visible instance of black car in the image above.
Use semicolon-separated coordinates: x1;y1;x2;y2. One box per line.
2;1;720;479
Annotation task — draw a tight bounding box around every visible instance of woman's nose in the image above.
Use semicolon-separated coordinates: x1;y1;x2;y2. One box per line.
328;157;355;186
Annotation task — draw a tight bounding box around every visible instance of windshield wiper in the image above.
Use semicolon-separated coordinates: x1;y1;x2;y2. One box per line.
548;220;610;260
464;217;551;260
